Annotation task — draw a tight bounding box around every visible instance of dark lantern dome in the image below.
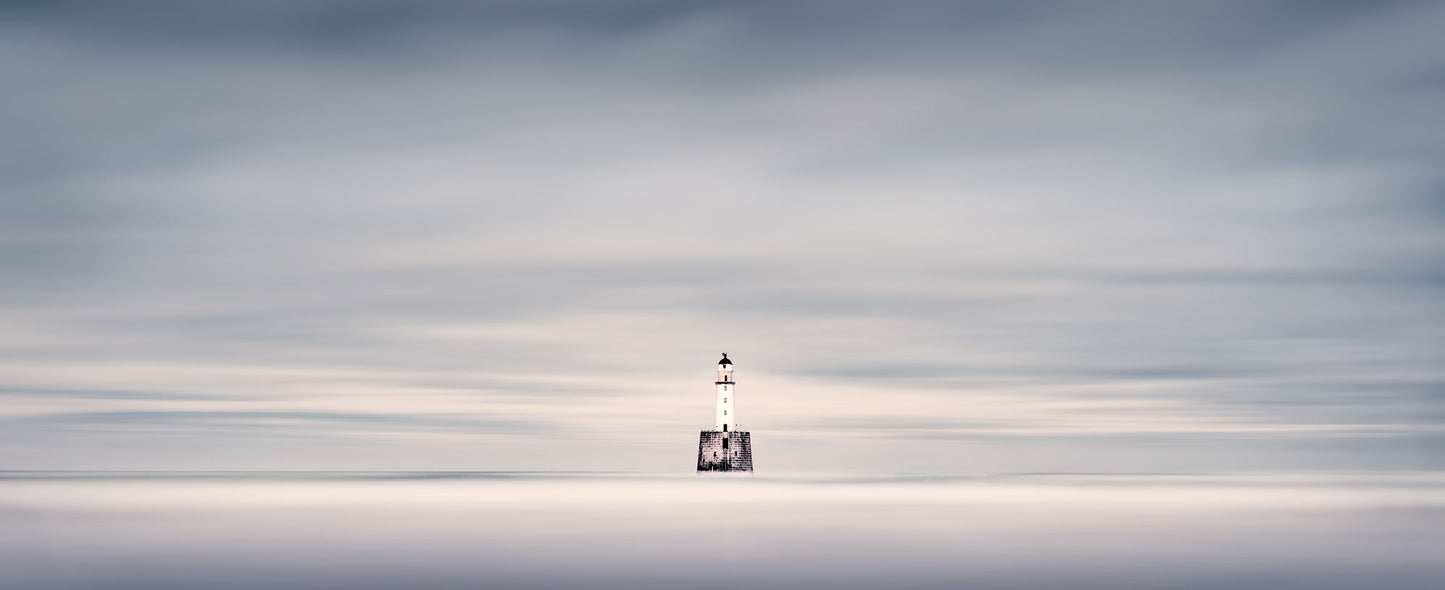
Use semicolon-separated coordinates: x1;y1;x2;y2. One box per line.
718;353;732;366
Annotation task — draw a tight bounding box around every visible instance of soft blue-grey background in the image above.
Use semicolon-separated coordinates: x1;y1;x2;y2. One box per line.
2;0;1442;472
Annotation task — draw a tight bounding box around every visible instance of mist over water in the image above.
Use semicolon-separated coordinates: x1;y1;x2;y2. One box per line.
4;472;1441;590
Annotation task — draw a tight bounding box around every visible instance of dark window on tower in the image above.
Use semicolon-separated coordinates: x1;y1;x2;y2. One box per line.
723;438;729;449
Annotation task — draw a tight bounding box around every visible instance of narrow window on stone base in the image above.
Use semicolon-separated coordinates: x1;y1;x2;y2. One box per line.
723;438;728;449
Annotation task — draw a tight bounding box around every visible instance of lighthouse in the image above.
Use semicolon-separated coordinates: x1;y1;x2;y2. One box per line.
697;353;753;472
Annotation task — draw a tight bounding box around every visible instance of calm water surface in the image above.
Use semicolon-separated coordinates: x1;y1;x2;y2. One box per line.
2;472;1441;589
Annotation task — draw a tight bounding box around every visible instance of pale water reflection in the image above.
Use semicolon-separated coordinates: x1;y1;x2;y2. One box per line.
2;472;1441;589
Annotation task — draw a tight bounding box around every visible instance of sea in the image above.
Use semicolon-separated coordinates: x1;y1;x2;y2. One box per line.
2;471;1441;589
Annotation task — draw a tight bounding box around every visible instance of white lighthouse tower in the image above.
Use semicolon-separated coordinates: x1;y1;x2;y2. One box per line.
716;353;734;432
697;353;753;472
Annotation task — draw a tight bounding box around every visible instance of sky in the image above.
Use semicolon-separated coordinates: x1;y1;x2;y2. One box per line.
1;0;1442;472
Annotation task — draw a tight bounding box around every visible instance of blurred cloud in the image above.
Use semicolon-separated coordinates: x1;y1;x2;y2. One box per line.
1;0;1442;471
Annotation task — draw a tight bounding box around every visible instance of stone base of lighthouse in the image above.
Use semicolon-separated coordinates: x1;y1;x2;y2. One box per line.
697;430;752;472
